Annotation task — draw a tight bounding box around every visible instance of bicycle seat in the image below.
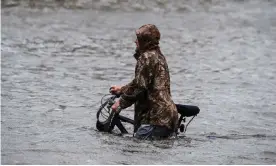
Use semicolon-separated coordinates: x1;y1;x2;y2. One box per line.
175;104;200;117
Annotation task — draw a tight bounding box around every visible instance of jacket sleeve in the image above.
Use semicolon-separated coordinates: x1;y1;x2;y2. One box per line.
120;79;135;94
119;55;151;109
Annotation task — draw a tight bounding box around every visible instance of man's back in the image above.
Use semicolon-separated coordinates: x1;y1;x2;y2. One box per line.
134;49;179;131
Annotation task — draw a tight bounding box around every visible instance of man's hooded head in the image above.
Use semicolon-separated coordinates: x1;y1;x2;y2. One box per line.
135;24;161;51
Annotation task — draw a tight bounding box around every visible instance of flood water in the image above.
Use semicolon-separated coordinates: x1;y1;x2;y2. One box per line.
1;0;276;164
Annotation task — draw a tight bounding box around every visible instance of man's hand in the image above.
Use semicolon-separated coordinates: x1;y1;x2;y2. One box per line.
111;100;120;113
109;85;122;95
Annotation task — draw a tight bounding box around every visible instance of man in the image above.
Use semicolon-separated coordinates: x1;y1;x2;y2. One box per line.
110;24;178;139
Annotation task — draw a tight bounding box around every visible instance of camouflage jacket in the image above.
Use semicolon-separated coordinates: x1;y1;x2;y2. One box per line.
119;49;179;132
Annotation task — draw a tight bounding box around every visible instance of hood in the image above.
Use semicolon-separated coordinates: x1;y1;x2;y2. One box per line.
134;24;161;59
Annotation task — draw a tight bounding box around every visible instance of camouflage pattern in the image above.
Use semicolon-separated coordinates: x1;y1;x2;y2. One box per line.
135;24;160;52
119;24;179;132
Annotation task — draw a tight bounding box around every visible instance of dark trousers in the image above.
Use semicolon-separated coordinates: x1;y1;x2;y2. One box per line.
134;124;175;140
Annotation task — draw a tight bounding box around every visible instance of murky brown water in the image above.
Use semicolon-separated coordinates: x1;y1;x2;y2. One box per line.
1;0;276;164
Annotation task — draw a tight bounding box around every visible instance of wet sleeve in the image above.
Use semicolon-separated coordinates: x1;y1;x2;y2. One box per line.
120;79;135;94
119;56;151;109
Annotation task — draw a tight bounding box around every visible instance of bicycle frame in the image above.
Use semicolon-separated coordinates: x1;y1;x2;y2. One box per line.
96;94;200;135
